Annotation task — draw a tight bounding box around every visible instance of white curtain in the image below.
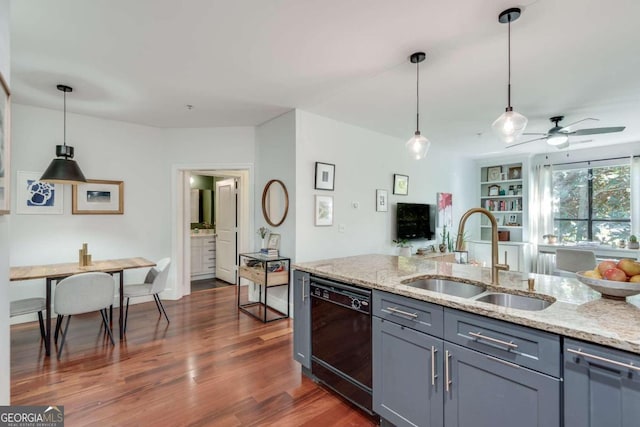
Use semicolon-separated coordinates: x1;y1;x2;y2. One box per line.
530;164;553;272
632;155;640;235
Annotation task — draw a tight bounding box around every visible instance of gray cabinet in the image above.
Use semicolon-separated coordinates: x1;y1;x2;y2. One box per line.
373;316;444;427
444;341;560;427
292;270;311;370
564;338;640;427
372;293;561;427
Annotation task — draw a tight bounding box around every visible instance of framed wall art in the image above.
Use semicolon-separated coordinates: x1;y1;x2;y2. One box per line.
267;233;281;249
314;195;333;226
487;166;502;182
314;162;335;190
376;189;388;212
0;72;10;214
16;171;64;215
393;174;409;195
508;166;522;180
437;192;452;227
72;179;124;214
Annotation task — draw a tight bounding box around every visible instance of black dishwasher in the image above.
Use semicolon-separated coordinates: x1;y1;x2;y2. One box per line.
310;276;373;414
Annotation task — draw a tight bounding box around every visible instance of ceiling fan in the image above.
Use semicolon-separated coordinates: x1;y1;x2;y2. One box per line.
507;115;626;149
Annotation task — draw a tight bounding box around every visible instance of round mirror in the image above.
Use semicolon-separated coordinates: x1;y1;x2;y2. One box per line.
262;179;289;227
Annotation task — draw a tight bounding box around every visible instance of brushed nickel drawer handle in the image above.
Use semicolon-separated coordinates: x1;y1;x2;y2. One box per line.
567;348;640;372
301;276;308;302
387;307;418;319
445;350;452;392
468;331;518;350
431;346;438;387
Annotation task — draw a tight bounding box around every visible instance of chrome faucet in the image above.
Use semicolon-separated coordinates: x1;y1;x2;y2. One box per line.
455;207;509;285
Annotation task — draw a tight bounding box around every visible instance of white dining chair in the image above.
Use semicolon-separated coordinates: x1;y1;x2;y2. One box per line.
554;249;597;277
54;272;116;358
123;258;171;333
10;298;46;340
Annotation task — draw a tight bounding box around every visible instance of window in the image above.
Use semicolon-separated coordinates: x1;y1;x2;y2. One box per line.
552;163;630;243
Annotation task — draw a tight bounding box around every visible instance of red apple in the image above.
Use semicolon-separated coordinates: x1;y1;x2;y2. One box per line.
597;260;618;276
617;259;640;277
603;268;629;282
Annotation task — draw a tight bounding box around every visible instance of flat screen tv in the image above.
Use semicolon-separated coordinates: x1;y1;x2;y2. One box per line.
396;203;434;240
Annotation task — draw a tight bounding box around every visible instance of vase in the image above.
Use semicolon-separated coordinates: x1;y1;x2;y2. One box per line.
399;247;412;257
439;244;447;253
629;242;639;249
261;237;268;249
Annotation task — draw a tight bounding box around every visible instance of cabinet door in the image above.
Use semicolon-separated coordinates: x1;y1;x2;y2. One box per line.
373;317;443;427
292;270;311;369
444;342;560;427
191;244;203;274
564;339;640;427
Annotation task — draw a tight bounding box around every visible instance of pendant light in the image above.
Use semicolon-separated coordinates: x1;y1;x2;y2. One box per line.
406;52;431;160
40;85;87;184
492;8;527;144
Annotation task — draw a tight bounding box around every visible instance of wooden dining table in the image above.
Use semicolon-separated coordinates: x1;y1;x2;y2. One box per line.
10;257;156;356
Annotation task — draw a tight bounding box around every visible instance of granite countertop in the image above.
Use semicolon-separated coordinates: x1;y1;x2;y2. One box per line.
293;254;640;354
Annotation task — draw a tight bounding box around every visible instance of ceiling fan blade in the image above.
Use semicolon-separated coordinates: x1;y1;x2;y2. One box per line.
521;132;547;136
571;139;593;145
506;136;546;148
571;126;626;136
559;117;598;131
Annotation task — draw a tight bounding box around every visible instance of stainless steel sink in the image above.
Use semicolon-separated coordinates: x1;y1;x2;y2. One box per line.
474;292;552;311
404;278;487;298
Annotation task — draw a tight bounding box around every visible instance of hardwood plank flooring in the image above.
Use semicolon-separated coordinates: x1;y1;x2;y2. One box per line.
10;286;377;426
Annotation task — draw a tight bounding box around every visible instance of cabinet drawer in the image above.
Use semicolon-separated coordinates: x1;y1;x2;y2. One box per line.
373;291;443;337
444;308;560;377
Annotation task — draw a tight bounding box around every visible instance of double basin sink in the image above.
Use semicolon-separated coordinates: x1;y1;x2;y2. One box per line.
403;278;553;311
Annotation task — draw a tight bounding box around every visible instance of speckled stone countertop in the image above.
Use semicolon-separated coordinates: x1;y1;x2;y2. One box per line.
293;254;640;354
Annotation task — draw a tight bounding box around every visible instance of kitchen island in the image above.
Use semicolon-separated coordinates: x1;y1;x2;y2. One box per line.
293;254;640;427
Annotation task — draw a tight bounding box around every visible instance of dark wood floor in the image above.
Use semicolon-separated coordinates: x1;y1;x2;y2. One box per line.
10;286;376;426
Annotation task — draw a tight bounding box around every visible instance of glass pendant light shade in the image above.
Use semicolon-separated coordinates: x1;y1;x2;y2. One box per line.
492;108;528;144
40;85;87;184
494;8;527;144
406;52;430;160
406;131;431;160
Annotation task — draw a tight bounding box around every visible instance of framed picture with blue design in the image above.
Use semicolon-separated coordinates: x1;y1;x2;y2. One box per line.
16;171;64;214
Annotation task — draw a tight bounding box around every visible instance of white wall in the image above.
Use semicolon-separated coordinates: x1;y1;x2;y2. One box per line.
254;110;296;312
0;0;10;405
10;106;256;310
294;110;476;262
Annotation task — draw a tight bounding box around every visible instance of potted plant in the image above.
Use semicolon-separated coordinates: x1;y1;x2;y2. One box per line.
257;226;270;249
393;239;412;257
629;235;639;249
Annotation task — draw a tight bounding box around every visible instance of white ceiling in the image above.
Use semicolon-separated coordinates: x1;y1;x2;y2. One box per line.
9;0;640;158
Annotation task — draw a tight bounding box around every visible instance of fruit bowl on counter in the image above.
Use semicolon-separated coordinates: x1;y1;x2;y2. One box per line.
576;259;640;299
576;272;640;299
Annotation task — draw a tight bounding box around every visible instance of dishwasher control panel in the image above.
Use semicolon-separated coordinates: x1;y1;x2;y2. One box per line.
310;282;371;314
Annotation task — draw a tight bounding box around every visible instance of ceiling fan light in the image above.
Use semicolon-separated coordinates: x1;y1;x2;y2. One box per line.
547;134;569;146
554;140;570;150
406;131;431;160
492;109;528;143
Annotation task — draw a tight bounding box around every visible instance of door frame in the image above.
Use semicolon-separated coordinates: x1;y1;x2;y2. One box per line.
171;163;254;300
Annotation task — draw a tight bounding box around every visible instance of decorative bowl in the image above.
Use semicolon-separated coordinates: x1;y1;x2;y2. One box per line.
576;271;640;300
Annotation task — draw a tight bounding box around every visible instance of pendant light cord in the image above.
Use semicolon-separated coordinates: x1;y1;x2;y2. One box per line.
63;89;67;147
416;59;420;133
507;18;512;109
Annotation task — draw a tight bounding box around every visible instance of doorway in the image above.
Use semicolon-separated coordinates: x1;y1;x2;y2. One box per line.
172;165;253;300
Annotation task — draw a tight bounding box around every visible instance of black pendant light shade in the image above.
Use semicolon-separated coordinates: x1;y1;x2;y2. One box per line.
40;85;87;184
